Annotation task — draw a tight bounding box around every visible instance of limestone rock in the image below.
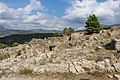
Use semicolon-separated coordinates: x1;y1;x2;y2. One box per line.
112;39;120;51
113;62;120;72
79;59;96;71
114;74;120;80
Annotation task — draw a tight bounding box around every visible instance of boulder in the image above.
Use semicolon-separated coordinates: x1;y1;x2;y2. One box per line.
113;62;120;72
114;74;120;80
79;59;96;71
112;39;120;51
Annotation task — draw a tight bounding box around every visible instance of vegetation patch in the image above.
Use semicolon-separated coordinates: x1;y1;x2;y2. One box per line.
85;14;102;34
88;70;105;77
24;42;29;44
0;43;8;49
54;32;61;37
19;67;33;75
63;27;74;36
0;70;6;78
0;53;10;61
12;42;19;47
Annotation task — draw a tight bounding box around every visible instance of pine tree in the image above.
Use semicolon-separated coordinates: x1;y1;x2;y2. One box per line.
85;14;102;33
63;27;74;36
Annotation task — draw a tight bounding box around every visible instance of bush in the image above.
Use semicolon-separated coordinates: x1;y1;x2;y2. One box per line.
24;42;29;44
12;42;19;47
0;53;10;61
19;67;33;75
54;32;60;37
0;43;8;49
85;14;102;33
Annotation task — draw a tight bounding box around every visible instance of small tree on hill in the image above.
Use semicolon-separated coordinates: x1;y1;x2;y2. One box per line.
85;14;102;33
68;27;74;35
63;27;74;36
54;32;60;37
63;28;68;35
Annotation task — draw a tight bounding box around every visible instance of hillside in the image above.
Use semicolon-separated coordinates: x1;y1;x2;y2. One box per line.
0;26;120;80
0;25;62;37
0;33;54;46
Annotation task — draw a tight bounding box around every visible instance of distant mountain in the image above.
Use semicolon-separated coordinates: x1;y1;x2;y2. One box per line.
0;25;62;37
29;29;62;33
0;33;54;46
102;24;120;29
75;24;120;32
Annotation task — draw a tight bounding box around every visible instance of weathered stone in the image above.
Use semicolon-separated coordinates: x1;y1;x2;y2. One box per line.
0;70;2;74
107;74;113;79
113;62;120;72
114;74;120;80
79;59;96;71
112;39;120;51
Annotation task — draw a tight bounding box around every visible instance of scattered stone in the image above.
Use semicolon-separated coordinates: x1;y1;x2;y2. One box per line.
113;63;120;72
107;74;113;79
114;74;120;80
0;26;120;80
112;39;120;51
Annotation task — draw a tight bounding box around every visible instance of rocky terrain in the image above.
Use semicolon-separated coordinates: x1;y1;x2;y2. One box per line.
0;26;120;80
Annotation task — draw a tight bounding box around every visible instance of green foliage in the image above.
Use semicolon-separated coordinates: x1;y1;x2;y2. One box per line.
63;27;74;36
85;14;102;33
0;43;8;49
12;42;19;47
63;28;68;35
0;53;10;61
68;27;75;35
24;42;29;44
54;32;60;37
19;67;33;75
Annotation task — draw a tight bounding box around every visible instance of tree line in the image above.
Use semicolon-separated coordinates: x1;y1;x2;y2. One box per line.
54;14;102;37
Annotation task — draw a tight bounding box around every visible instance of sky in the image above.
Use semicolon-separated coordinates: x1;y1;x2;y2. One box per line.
0;0;120;30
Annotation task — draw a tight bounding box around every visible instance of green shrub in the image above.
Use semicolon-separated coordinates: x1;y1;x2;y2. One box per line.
0;43;8;49
0;53;10;61
24;42;29;44
12;42;19;47
85;14;102;33
54;32;60;37
19;67;33;75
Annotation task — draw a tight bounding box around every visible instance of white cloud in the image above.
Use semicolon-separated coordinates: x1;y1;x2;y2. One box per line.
0;0;71;30
63;0;120;25
1;0;119;30
23;12;71;30
24;0;44;14
0;2;7;9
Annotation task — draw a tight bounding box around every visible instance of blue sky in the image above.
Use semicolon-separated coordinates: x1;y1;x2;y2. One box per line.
0;0;120;30
0;0;106;16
